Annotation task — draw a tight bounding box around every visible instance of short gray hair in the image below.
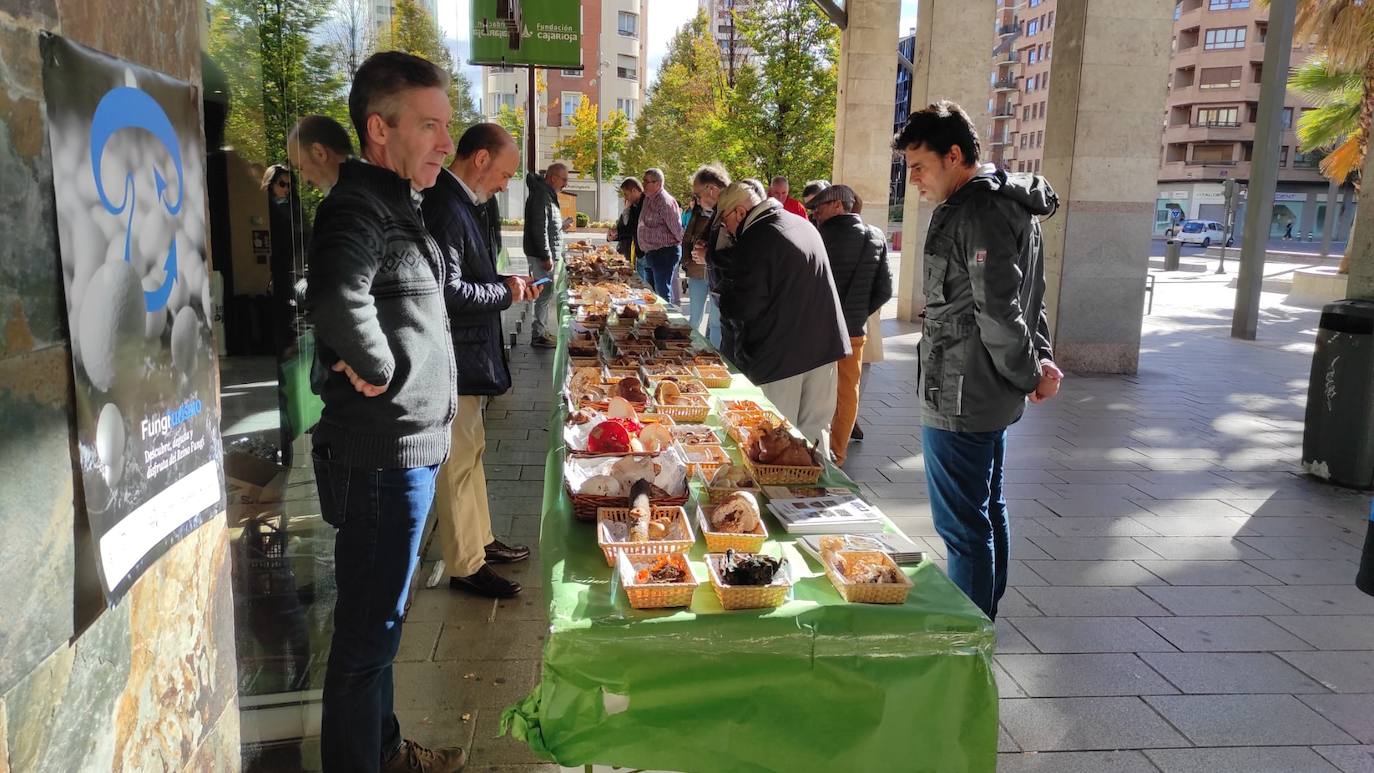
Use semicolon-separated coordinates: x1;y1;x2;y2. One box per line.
770;175;789;188
547;162;569;177
643;167;665;184
717;181;764;217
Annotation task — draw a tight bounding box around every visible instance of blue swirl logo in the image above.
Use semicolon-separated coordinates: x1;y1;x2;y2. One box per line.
89;86;183;314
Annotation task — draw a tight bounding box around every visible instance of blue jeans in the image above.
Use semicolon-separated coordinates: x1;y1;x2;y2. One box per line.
686;277;709;330
643;246;680;301
531;256;555;338
922;426;1008;620
314;448;438;772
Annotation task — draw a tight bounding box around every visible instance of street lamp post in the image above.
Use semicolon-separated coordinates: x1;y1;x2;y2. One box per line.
595;59;604;223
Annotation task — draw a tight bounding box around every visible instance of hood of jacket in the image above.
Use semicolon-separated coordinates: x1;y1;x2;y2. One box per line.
953;165;1059;218
526;170;555;198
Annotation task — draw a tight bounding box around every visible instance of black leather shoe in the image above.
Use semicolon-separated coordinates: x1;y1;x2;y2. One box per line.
382;739;465;773
850;422;865;441
450;564;522;598
485;538;530;564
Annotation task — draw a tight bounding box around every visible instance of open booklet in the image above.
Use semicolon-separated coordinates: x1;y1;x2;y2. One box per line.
797;533;929;565
766;495;886;534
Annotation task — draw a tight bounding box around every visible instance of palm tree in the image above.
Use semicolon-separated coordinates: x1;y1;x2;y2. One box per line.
1287;0;1374;273
1290;56;1361;269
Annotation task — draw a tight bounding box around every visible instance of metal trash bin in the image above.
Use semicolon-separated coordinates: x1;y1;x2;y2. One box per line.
1302;299;1374;489
1163;240;1182;271
1358;504;1374;597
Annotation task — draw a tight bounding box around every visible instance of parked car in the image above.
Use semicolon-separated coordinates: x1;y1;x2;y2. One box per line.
1170;219;1233;247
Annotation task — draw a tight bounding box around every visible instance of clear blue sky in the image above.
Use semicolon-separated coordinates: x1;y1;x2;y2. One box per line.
439;0;920;109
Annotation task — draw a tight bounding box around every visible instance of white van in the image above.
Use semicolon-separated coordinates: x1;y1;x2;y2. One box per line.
1170;219;1231;247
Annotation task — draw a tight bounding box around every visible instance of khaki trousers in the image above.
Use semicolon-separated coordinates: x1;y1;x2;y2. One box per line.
435;395;494;577
759;361;838;460
830;335;866;466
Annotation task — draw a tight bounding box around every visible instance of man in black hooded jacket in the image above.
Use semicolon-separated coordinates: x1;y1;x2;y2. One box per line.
896;100;1063;621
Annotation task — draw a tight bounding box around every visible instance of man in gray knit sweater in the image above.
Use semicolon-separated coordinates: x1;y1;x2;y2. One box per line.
306;51;464;773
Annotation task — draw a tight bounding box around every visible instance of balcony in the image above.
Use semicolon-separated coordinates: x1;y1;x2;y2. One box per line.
997;51;1020;64
998;24;1020;37
1159;159;1252;182
992;109;1016;119
989;134;1015;146
993;78;1018;92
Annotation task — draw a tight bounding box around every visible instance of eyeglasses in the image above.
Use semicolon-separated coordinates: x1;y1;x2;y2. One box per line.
274;180;290;188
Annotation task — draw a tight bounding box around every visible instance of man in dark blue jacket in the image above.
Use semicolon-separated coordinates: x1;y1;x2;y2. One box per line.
422;123;539;599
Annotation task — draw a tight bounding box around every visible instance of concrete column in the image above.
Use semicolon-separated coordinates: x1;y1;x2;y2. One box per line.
895;0;995;322
833;0;901;362
1347;147;1374;300
1039;0;1175;372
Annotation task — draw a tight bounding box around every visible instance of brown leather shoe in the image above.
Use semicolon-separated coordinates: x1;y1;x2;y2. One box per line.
381;739;466;773
531;333;557;349
450;564;522;598
485;538;530;564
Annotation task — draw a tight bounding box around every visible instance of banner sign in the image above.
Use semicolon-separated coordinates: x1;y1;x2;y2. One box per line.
41;34;224;603
470;0;583;69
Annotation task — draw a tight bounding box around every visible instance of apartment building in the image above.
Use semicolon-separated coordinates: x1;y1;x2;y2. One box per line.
1156;0;1355;240
368;0;439;39
985;0;1058;175
481;0;649;220
890;30;916;215
699;0;754;85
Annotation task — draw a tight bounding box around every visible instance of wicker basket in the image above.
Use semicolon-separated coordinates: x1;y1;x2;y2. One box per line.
696;505;768;553
822;550;914;604
693;366;733;389
682;442;731;479
616;551;699;609
706;553;791;610
654;395;711;423
742;453;824;486
723;410;787;444
566;484;690;522
596;506;694;565
670;423;722;448
564;413;676;458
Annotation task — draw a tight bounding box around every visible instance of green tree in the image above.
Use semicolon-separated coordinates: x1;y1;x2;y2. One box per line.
553;96;631;178
624;10;732;201
726;0;839;190
1283;0;1374;275
497;104;527;173
383;0;482;143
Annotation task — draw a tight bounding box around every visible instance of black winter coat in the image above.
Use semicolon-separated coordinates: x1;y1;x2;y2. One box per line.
819;213;893;337
716;200;851;385
421;170;514;396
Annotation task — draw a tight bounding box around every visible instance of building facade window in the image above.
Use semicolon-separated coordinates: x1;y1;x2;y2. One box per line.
618;11;639;38
616;97;637;120
1046;42;1052;59
561;68;582;77
1209;0;1250;9
1199;66;1242;89
1028;48;1038;64
1293;150;1319;168
617;53;638;80
1204;27;1246;50
1196;107;1239;126
1027;19;1039;35
561;91;582;124
1047;11;1054;27
1279;145;1288;165
1281;107;1293;129
494;93;517;112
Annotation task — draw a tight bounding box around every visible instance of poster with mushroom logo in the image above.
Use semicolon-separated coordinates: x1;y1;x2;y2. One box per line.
41;34;224;603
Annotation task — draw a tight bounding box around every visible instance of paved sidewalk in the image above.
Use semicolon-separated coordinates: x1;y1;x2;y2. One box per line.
391;251;1373;772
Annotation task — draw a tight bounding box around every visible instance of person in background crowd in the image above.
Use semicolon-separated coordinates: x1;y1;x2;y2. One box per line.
801;180;830;209
685;164;730;345
287;114;353;193
636;167;684;302
768;175;809;219
607;177;643;261
526;162;568;349
714;181;850;454
262;163;304;463
810;184;892;467
895;100;1062;621
305;51;465;773
422;123;537;601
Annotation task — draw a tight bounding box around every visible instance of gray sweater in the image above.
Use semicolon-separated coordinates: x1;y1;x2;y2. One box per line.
306;159;457;468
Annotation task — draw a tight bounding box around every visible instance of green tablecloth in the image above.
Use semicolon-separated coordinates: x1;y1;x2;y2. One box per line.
502;272;998;773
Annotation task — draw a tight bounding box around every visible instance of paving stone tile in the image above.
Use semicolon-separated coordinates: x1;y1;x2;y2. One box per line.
1026;537;1163;561
1245;560;1361;585
434;620;549;661
406;589;499;624
1238;536;1364;561
1008;560;1048;587
993;661;1029;698
1044;484;1152;500
998;723;1019;752
1144;694;1356;746
392;659;541;710
469;708;550;765
997;750;1158;772
1144;746;1342;773
1010;536;1054;560
1037;498;1155;517
1008;617;1176;653
1132;499;1248;518
1000;697;1190;751
1133;536;1269;561
1141;586;1297;616
1020;560;1165;587
396;621;443;662
1229;499;1371;517
997;654;1178;697
1049;471;1153;485
1314;745;1374;773
1136;559;1283;586
996;589;1045;617
1299;695;1374;743
1142;616;1312;652
1269;616;1374;650
1279;651;1374;693
1232;516;1361;539
393;707;477;755
997;618;1039;654
1129;517;1244;537
1138;651;1327;694
1260;586;1374;616
1032;517;1159;537
1018;587;1170;617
